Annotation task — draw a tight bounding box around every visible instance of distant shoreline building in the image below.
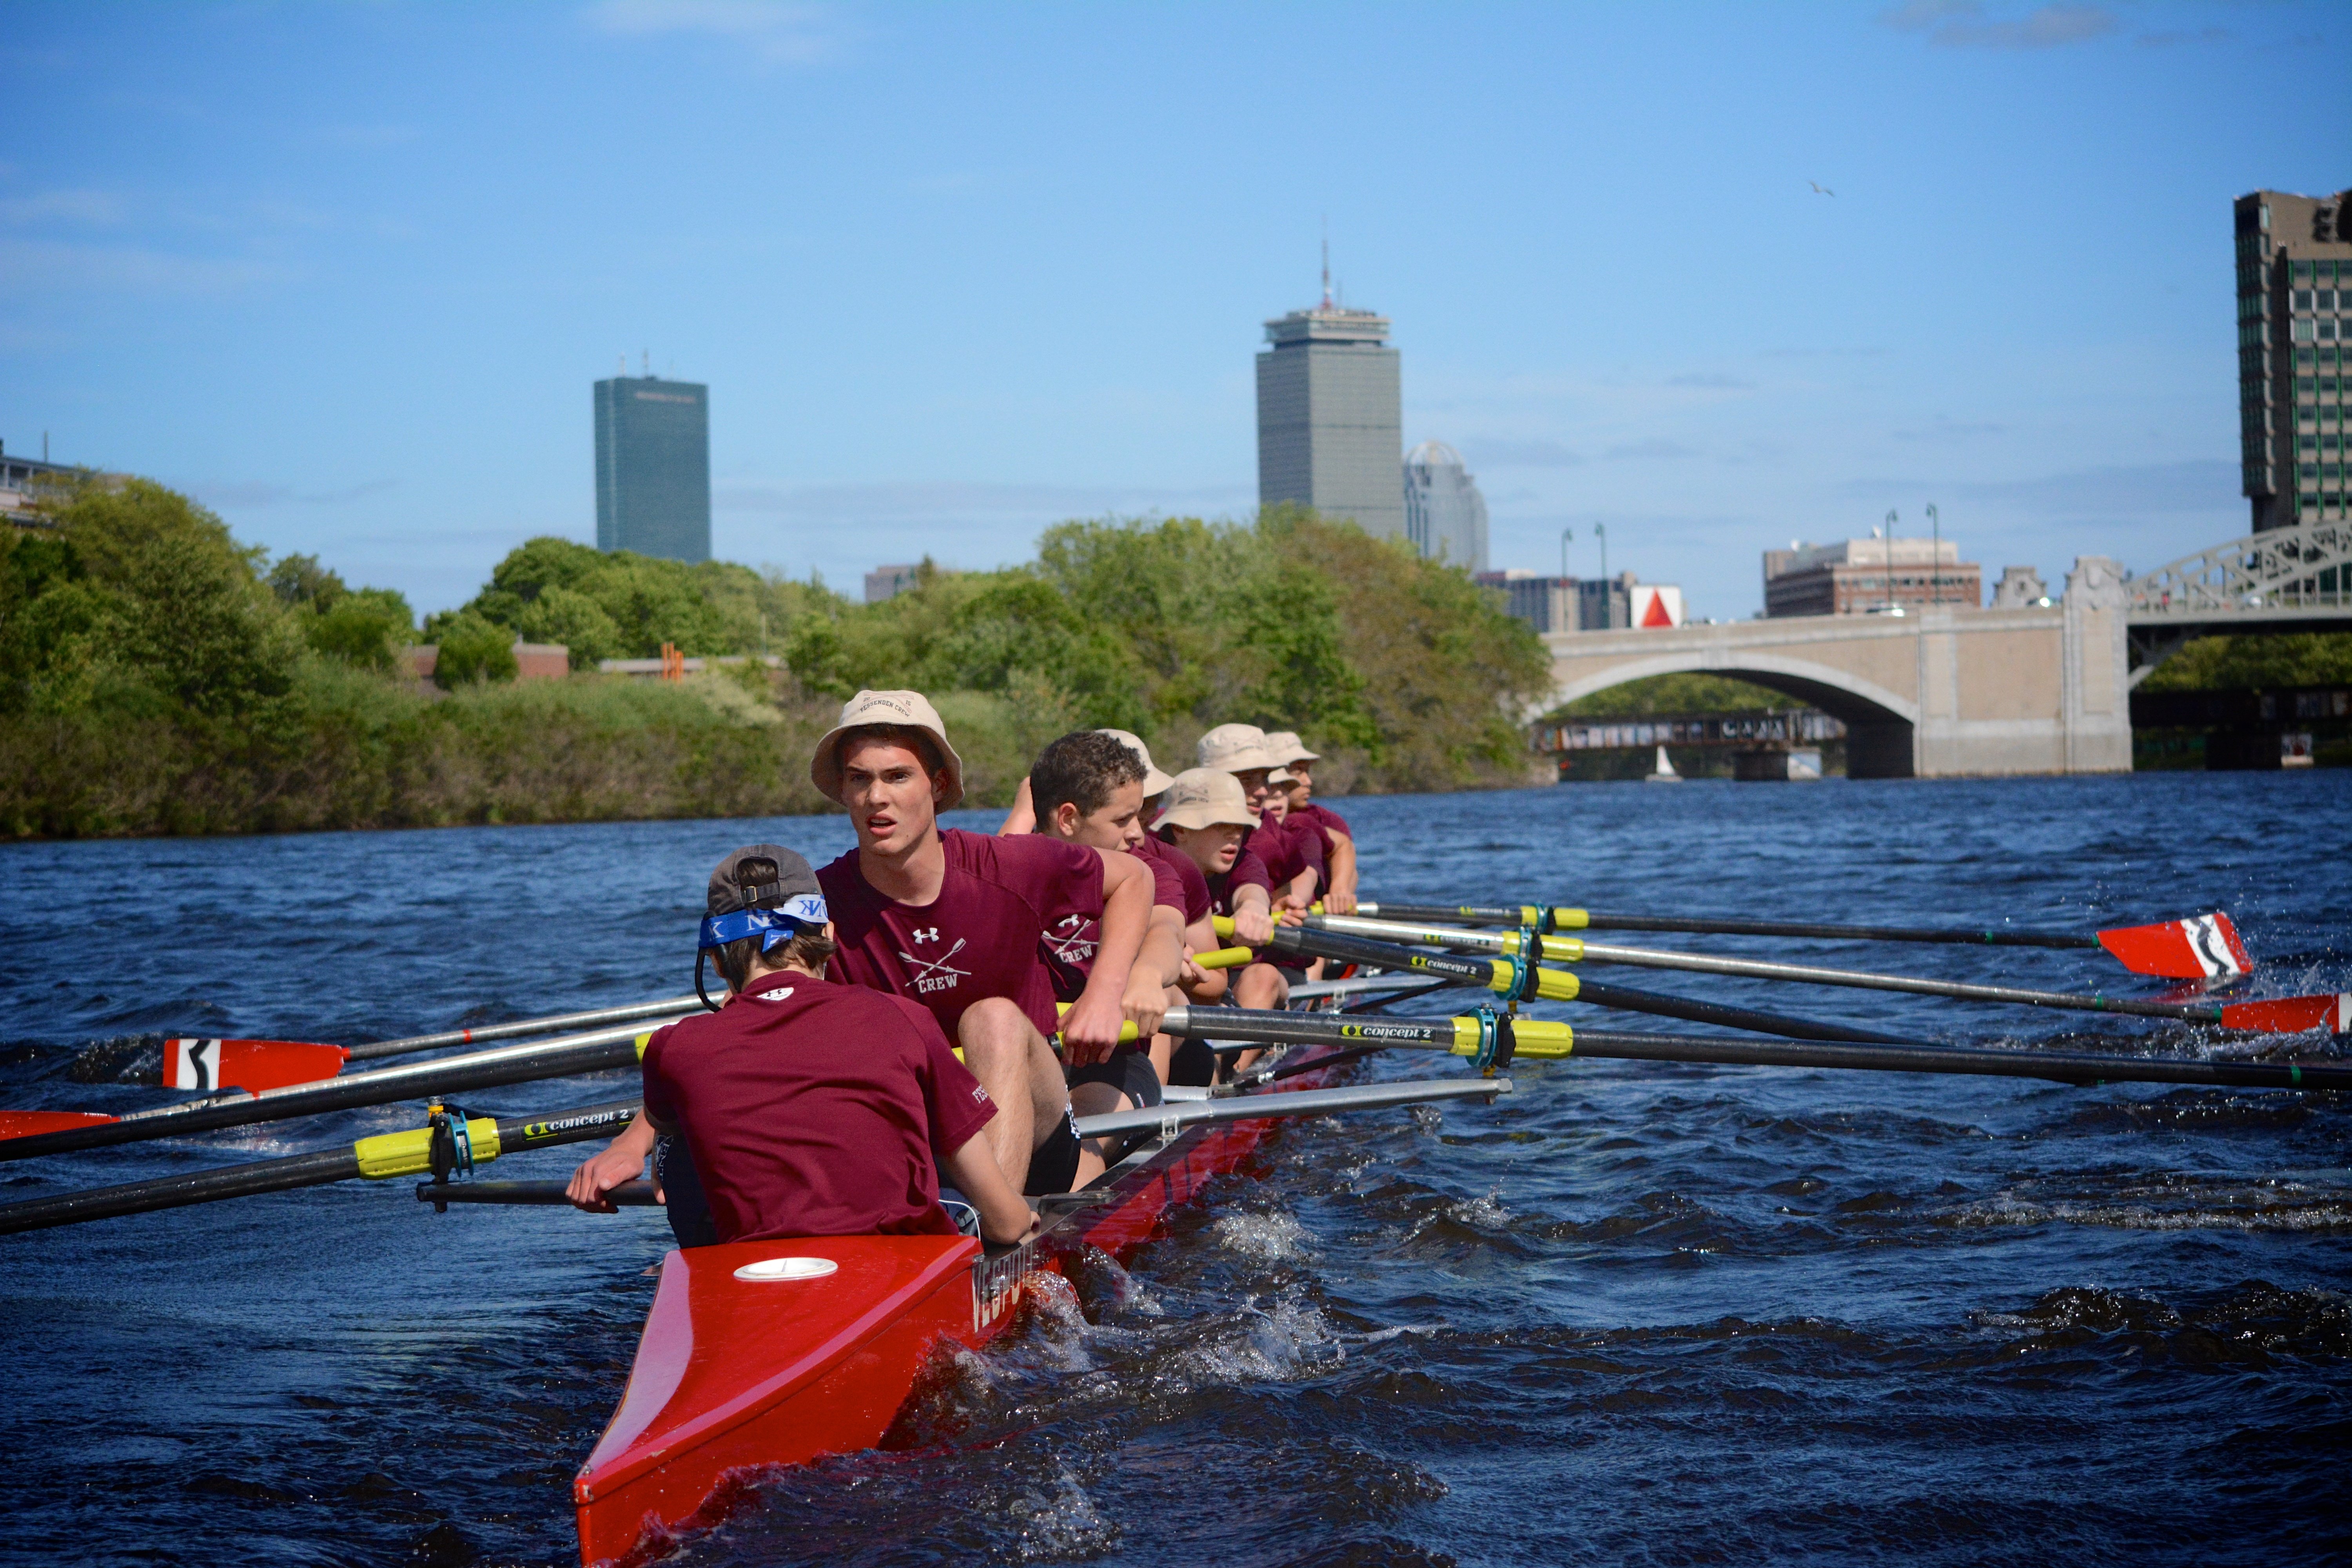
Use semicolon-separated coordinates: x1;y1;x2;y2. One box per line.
864;563;920;603
2235;188;2352;532
1762;538;1981;618
594;374;711;563
1403;441;1490;572
1477;569;1638;633
1256;294;1404;541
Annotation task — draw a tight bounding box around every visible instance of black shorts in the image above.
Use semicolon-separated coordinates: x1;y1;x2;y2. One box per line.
653;1133;718;1249
1065;1046;1163;1109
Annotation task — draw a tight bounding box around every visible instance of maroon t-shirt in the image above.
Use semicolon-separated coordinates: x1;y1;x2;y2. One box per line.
1034;840;1187;1004
1296;801;1352;842
1134;832;1212;926
641;970;996;1244
820;828;1099;1038
1249;813;1325;898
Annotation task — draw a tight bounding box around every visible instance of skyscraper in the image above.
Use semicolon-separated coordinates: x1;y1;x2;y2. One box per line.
1256;293;1404;540
2235;188;2352;532
1402;440;1490;571
594;374;711;563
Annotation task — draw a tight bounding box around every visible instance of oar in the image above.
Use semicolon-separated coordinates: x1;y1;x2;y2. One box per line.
119;996;704;1098
407;1075;1515;1211
1215;917;1907;1046
1307;914;2348;1036
1160;1005;2352;1092
0;1100;641;1237
0;1020;664;1161
1355;902;2253;981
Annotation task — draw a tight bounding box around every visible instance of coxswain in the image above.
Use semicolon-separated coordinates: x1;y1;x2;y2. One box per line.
1019;729;1185;1134
563;847;1037;1250
811;690;1157;1194
1263;730;1357;915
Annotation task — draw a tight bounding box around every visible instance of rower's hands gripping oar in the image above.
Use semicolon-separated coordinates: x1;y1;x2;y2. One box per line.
1354;900;2253;981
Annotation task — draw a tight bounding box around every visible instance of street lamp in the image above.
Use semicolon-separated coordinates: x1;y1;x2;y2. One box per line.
1596;522;1610;626
1883;509;1898;613
1561;526;1573;581
1925;503;1941;607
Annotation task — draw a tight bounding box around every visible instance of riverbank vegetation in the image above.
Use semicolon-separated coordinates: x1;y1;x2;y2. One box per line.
1;480;1548;837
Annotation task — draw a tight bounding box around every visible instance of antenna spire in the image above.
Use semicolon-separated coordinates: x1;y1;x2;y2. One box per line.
1320;217;1331;310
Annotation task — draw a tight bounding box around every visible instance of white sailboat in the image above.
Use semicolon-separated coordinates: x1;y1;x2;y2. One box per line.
1644;744;1682;784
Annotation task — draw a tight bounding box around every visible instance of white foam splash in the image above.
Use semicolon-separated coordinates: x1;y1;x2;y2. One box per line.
1165;1292;1344;1387
1005;1460;1118;1561
1211;1209;1314;1261
1947;1194;2352;1233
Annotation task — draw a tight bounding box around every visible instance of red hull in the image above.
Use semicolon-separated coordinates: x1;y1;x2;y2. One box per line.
573;1054;1339;1566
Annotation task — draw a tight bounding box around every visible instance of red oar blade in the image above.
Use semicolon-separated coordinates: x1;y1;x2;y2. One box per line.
0;1111;118;1141
2218;993;2350;1036
2098;914;2253;979
163;1038;350;1094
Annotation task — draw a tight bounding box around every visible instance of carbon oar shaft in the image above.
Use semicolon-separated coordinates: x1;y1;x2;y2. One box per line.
1310;914;2301;1028
0;1022;656;1164
343;998;699;1062
1258;924;1907;1046
1162;1006;2352;1092
1361;901;2100;950
0;1100;640;1236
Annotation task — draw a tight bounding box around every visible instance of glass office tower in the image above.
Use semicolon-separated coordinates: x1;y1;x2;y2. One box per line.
1403;440;1489;571
2235;189;2352;532
594;375;711;563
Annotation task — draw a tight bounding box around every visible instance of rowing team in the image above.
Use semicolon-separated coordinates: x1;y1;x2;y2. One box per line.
564;690;1361;1252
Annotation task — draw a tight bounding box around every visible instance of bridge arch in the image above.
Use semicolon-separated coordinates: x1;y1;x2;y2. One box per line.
1544;650;1922;778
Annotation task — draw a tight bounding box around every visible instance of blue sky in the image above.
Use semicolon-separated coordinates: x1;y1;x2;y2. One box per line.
3;1;2344;619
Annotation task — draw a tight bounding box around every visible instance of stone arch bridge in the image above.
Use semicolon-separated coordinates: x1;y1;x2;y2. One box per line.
1540;523;2352;779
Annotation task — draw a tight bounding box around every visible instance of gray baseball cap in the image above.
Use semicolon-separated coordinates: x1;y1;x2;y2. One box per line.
707;844;823;916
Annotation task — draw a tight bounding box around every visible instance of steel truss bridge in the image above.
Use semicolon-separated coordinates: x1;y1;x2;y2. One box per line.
2125;518;2352;675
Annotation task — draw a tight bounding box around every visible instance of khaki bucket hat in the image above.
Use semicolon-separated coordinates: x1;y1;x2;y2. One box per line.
1195;722;1284;775
1153;767;1259;832
1262;731;1320;768
811;689;966;809
1097;728;1176;795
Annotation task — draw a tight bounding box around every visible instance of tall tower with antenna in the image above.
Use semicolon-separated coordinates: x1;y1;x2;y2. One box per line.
1255;247;1404;541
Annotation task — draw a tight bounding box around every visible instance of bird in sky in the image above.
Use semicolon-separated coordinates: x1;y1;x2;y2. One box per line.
1809;181;1836;197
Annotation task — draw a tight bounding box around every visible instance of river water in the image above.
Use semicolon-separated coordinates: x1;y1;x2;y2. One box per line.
1;772;2346;1567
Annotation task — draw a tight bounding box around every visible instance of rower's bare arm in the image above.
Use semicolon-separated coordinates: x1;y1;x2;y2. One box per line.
567;1112;660;1213
1278;869;1318;920
1232;884;1275;948
996;776;1037;837
1177;914;1229;1001
1323;831;1357;914
1065;849;1152;1065
943;1130;1041;1247
1123;905;1182;1037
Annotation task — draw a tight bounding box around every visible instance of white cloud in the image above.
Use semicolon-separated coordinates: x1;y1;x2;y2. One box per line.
585;0;840;63
0;238;288;295
0;190;129;227
1881;1;2118;49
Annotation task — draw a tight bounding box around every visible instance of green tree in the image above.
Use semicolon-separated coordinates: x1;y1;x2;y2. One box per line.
305;588;414;671
519;585;623;669
434;615;518;688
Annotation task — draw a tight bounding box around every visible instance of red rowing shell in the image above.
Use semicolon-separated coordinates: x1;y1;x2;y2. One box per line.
573;1051;1342;1566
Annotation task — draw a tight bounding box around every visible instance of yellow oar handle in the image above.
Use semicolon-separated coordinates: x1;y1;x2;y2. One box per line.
1192;946;1254;971
1051;1001;1142;1045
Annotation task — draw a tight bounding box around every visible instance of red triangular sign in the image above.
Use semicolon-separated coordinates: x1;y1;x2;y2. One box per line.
1640;593;1674;627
